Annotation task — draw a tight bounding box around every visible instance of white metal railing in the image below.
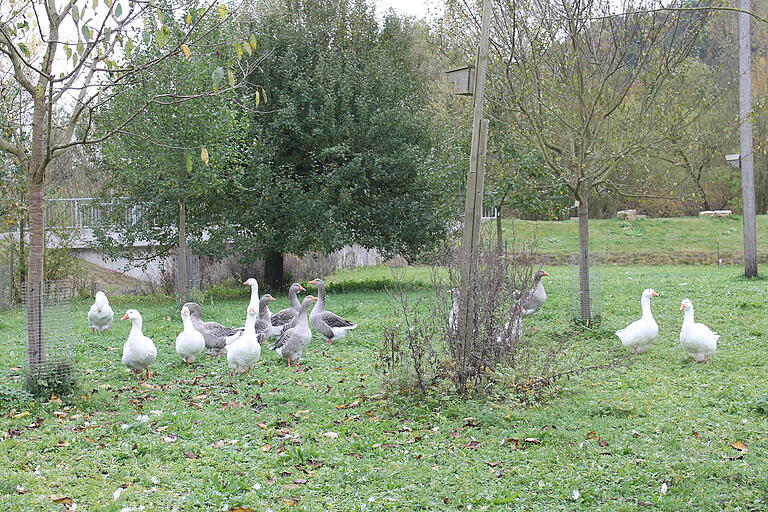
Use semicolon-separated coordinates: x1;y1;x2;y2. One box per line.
45;197;147;230
481;207;498;219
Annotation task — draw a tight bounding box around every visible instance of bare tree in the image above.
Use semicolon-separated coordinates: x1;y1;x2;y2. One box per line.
0;0;257;385
443;0;713;324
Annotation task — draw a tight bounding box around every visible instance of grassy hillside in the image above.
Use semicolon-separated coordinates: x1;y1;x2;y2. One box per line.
494;215;768;256
1;265;767;510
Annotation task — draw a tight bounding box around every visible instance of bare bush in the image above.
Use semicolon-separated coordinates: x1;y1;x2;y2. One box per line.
380;238;628;399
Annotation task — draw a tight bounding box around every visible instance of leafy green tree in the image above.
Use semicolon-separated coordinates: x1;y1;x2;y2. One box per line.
0;0;250;389
216;0;458;288
91;17;260;299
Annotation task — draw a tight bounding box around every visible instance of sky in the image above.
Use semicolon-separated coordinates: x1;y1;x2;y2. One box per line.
376;0;442;20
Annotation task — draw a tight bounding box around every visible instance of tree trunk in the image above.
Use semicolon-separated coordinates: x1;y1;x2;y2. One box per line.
577;194;592;324
264;252;284;290
26;181;45;373
178;201;189;303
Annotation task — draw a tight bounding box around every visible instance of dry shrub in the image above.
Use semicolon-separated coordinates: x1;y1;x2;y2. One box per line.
380;239;628;400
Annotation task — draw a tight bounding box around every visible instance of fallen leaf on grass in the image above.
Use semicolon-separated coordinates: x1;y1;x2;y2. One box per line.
632;430;641;437
722;454;744;461
485;461;501;467
585;431;599;440
51;496;73;505
346;453;363;458
336;400;360;409
461;440;480;449
463;417;480;427
262;443;273;452
661;482;668;495
731;441;748;452
212;440;226;448
524;438;542;444
598;439;609;447
279;497;299;506
13;411;29;419
505;438;521;450
184;451;199;459
162;434;178;443
692;431;702;439
321;431;339;439
228;507;255;512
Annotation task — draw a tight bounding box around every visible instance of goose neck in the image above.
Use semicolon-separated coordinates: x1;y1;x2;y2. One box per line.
245;312;258;330
289;288;301;310
640;296;653;319
258;301;271;321
129;318;144;338
248;283;259;306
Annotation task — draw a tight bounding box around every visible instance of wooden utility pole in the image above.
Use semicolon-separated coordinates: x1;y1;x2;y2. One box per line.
456;0;492;389
739;0;758;278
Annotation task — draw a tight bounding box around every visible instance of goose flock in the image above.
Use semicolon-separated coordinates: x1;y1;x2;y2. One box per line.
615;289;719;362
448;269;719;362
92;277;357;380
97;268;720;381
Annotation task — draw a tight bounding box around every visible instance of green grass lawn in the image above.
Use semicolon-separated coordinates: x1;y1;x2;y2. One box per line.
1;265;768;511
497;215;768;256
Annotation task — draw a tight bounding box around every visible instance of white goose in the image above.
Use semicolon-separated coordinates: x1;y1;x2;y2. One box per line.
121;309;157;380
272;295;318;366
176;304;205;365
679;298;718;362
227;305;262;375
244;277;280;335
615;289;659;354
308;278;357;343
88;291;114;333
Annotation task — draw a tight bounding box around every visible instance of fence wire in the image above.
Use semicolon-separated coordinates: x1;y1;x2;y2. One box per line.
570;253;601;325
174;250;201;304
23;280;75;393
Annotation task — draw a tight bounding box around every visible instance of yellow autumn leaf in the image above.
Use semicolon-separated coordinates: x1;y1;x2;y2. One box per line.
180;44;191;59
731;441;748;452
227;69;235;87
200;147;209;166
218;3;228;19
185;13;192;24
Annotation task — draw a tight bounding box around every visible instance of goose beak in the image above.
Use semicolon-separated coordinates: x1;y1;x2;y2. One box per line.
120;313;129;320
308;295;318;301
652;291;659;297
542;271;550;277
679;303;686;310
242;281;249;286
268;296;276;302
299;285;306;291
308;279;318;285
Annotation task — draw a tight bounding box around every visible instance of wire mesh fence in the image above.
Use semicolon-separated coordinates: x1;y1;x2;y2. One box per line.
174;250;201;304
23;280;75;396
0;236;14;308
570;253;601;326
